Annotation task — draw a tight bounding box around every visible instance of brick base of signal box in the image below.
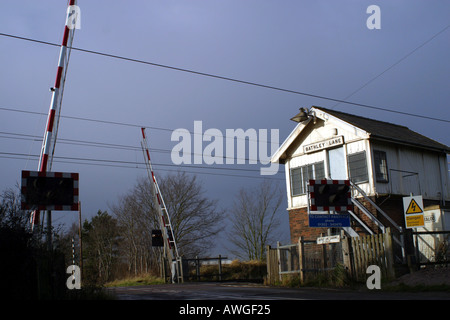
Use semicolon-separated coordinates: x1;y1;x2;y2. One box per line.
288;195;423;243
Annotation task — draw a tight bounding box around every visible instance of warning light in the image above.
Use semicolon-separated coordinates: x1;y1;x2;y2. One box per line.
21;170;79;211
309;180;353;212
151;229;164;247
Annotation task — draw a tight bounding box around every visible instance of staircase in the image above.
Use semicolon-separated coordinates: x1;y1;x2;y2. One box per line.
344;181;406;263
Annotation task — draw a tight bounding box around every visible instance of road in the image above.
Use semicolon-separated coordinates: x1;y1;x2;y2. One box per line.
109;281;450;300
104;283;448;318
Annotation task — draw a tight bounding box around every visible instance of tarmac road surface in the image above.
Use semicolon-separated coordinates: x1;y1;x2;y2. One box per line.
103;283;449;318
108;281;450;300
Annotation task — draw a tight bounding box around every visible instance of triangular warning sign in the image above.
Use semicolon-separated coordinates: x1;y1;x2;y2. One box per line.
406;199;423;214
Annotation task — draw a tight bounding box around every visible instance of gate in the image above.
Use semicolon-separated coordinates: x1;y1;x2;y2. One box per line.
266;235;344;284
174;256;228;282
349;229;395;280
266;228;397;285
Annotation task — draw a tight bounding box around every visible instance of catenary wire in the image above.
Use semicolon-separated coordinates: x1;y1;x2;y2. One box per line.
1;32;449;123
0;151;280;174
0;106;279;146
0;126;272;163
330;24;450;110
0;152;284;181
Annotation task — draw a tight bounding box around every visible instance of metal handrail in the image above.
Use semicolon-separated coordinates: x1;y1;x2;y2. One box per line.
350;181;402;232
350;180;405;263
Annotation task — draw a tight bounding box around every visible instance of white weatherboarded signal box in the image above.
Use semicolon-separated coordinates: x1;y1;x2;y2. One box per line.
403;195;425;229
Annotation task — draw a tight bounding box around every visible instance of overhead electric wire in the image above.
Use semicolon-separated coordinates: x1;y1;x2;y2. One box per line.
0;128;270;163
1;31;450;123
331;24;450;110
0;151;264;172
1;26;449;180
0;130;146;151
0;106;278;146
0;151;284;180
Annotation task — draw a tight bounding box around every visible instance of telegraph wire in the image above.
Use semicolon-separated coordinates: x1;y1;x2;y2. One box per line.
0;151;280;174
1;32;450;123
0;155;284;180
0;129;268;163
0;151;284;181
330;24;450;110
0;105;166;130
0;106;279;145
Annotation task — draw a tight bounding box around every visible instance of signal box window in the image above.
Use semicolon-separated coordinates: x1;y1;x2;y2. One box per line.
347;151;368;184
374;150;389;183
290;161;325;196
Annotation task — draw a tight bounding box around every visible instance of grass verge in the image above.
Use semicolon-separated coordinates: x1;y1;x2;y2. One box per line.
105;274;166;287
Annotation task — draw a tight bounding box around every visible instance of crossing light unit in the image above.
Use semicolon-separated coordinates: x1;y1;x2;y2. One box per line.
309;179;353;212
151;229;164;247
21;170;79;211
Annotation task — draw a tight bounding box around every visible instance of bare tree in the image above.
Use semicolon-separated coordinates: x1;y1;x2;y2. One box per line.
110;182;159;276
158;171;225;257
227;180;283;261
112;171;225;265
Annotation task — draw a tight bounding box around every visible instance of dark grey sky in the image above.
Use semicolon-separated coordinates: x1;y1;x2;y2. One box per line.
1;1;449;256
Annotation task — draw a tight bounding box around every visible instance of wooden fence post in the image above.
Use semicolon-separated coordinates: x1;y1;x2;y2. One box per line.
266;246;271;285
341;231;353;278
277;241;282;282
298;236;305;283
266;245;279;285
384;227;395;279
218;255;222;282
352;236;362;280
177;256;184;283
195;256;200;281
321;233;327;270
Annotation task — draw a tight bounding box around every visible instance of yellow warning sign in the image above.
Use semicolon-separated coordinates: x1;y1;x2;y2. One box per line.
403;195;425;229
405;198;423;214
405;214;425;228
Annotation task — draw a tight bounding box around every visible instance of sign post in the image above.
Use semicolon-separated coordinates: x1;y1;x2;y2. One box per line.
403;195;425;229
308;214;350;228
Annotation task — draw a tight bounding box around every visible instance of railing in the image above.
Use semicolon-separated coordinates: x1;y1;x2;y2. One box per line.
412;231;450;267
266;229;397;284
349;181;406;263
266;236;344;284
350;181;401;232
176;256;229;282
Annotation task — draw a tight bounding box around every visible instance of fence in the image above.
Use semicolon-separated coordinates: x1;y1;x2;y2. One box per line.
160;256;225;283
266;228;397;285
266;234;345;285
412;231;450;267
173;256;229;282
349;228;395;281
